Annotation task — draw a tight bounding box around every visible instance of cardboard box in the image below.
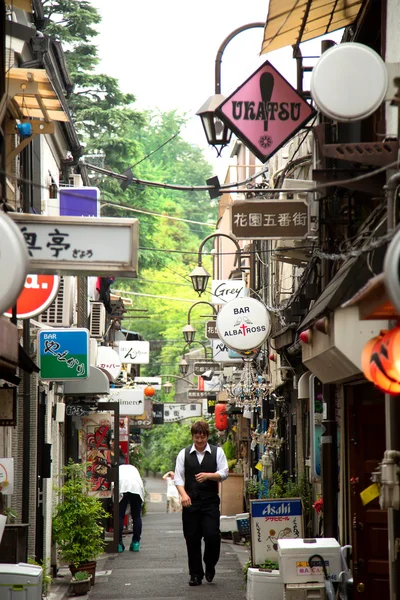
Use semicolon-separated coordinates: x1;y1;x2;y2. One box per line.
277;537;341;583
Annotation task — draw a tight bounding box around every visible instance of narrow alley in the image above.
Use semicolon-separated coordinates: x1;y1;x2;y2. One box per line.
50;476;249;600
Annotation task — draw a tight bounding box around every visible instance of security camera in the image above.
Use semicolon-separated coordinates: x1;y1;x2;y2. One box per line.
201;370;214;381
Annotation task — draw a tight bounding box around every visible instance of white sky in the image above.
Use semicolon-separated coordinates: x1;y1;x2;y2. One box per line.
89;1;342;174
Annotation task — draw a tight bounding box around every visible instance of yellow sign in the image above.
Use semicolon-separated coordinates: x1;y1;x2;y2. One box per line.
255;461;263;471
360;483;380;506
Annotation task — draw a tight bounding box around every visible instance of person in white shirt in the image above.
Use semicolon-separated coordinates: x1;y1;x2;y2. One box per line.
174;421;228;587
162;470;182;512
118;458;145;553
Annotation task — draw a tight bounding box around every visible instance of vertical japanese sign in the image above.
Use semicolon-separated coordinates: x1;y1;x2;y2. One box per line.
81;413;112;498
250;498;303;565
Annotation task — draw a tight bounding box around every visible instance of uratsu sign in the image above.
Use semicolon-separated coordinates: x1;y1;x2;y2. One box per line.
216;297;271;353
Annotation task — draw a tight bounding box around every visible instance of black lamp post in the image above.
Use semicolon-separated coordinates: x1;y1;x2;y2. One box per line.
182;301;218;343
179;357;189;376
197;22;265;154
190;232;242;296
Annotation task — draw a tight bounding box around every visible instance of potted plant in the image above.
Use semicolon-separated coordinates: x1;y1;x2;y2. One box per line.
52;460;108;585
70;570;92;596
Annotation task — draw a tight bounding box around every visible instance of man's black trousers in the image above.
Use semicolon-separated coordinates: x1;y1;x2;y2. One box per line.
182;498;221;579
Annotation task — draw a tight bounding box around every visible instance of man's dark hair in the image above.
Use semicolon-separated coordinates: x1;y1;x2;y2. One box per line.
191;421;210;436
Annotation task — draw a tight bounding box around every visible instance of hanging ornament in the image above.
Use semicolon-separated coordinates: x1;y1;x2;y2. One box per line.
144;385;155;397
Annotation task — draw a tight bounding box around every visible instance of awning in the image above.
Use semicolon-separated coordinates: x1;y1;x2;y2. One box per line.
342;272;398;320
298;255;373;331
261;0;365;54
7;68;69;122
9;0;32;12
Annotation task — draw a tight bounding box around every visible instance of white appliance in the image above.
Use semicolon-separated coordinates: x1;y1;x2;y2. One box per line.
246;568;283;600
278;538;341;584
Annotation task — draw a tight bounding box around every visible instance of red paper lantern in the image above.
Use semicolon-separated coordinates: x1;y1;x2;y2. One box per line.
362;328;400;395
144;385;155;397
215;403;228;431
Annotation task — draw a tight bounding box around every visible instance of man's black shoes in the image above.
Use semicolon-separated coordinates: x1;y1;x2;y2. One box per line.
205;567;215;583
189;576;202;586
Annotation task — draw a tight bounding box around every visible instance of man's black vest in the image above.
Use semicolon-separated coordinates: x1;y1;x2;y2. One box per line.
184;445;218;502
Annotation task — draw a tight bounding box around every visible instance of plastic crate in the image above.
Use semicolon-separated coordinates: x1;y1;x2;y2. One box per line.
236;512;250;536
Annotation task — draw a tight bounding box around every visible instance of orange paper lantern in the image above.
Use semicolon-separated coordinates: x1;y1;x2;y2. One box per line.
363;328;400;395
215;403;228;431
144;385;155;397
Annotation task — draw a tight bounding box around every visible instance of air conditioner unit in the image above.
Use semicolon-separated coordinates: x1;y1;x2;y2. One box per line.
68;174;83;187
89;302;106;338
37;277;75;326
89;337;98;366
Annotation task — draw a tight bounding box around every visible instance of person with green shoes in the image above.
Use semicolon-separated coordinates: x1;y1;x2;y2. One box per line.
118;452;145;553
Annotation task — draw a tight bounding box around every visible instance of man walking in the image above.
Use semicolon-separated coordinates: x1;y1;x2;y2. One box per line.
174;421;229;586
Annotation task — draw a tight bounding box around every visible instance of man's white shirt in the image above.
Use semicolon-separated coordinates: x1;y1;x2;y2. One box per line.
174;443;229;487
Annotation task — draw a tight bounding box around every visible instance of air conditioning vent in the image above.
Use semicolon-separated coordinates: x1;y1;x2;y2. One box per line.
37;277;75;326
89;302;106;338
68;174;83;187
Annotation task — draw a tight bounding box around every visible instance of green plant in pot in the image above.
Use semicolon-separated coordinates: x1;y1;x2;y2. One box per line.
52;460;108;585
70;570;92;596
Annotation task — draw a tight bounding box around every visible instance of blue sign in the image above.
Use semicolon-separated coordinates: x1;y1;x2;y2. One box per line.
59;187;99;217
251;498;303;518
37;328;89;381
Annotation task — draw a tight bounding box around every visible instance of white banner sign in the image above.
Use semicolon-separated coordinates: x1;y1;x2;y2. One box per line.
9;213;139;277
118;341;150;364
211;279;248;305
96;346;122;382
163;403;202;422
108;388;144;415
134;376;162;390
212;340;242;363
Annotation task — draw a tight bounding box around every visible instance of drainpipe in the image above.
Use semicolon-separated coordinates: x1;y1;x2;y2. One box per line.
321;383;338;539
21;145;31;526
385;171;400;599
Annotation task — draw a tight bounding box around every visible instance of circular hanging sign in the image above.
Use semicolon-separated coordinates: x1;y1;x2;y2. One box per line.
96;346;122;382
4;274;60;319
0;212;30;316
216;297;271;353
310;43;388;122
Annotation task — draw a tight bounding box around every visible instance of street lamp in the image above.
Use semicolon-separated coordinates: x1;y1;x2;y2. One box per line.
160;374;196;394
189;232;243;296
182;301;218;343
197;22;265;154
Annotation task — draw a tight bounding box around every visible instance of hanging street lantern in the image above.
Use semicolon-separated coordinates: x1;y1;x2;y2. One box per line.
196;94;233;156
189;265;211;297
182;323;196;344
144;385;155;397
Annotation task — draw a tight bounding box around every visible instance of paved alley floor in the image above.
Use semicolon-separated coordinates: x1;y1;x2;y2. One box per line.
51;475;249;600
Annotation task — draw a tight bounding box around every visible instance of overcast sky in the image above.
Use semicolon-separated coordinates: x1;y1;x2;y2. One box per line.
89;1;342;173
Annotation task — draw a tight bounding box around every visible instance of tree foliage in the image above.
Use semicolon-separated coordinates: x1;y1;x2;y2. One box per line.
44;0;219;474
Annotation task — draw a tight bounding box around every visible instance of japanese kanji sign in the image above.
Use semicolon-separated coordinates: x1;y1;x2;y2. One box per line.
163;402;202;422
38;328;89;381
230;200;309;239
216;60;316;163
9;214;139;277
